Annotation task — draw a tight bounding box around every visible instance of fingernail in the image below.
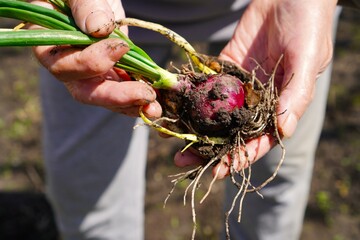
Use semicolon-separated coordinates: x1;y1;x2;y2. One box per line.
143;85;157;99
86;10;115;37
280;113;298;138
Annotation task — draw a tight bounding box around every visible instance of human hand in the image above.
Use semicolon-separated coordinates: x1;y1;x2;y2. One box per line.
30;0;162;118
174;0;338;177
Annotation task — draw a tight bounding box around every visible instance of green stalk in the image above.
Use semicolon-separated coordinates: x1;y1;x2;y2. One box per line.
48;0;72;16
0;0;179;89
0;29;100;46
0;8;75;30
111;28;178;87
113;28;153;62
0;0;76;30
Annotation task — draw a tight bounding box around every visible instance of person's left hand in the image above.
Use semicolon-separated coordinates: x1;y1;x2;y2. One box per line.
173;0;338;178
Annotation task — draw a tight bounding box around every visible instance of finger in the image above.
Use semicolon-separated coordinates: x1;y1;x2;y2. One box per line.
174;150;206;168
69;0;116;37
33;38;129;81
141;102;163;119
244;134;275;163
113;106;142;117
112;101;162;118
65;80;157;109
276;53;319;138
212;157;230;180
211;133;275;179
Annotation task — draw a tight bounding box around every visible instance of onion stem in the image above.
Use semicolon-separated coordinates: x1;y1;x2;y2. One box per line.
139;107;228;145
48;0;71;15
117;18;216;75
0;0;182;89
0;29;99;46
0;0;76;30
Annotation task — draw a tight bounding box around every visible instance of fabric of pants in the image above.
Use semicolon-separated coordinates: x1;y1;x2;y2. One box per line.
40;45;171;240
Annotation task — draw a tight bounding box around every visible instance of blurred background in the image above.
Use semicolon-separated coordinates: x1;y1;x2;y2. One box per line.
0;6;359;240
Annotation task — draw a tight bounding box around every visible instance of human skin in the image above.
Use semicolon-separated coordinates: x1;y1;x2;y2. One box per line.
31;0;162;118
174;0;339;178
31;0;338;177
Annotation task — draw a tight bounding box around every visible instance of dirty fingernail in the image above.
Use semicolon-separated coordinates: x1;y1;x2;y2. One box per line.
86;10;114;37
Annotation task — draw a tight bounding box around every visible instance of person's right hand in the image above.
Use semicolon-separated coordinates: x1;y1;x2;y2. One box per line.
30;0;162;118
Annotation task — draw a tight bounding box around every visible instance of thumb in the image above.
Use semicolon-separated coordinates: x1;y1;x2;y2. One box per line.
276;53;319;138
69;0;116;37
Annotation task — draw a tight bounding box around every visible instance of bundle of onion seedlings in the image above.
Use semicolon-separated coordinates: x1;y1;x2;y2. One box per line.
0;1;286;239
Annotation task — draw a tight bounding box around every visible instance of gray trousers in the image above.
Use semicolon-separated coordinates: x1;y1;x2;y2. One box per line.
40;9;340;240
41;72;148;239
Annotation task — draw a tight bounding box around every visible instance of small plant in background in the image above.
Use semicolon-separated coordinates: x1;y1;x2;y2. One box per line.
315;190;333;225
